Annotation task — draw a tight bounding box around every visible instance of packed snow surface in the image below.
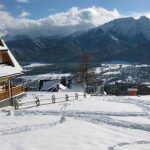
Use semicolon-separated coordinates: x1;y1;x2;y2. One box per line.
1;93;150;150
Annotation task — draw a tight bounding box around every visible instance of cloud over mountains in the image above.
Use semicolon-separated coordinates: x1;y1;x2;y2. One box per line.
0;6;121;37
1;5;150;38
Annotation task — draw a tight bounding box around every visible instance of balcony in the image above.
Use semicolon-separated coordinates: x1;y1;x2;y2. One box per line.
0;85;25;101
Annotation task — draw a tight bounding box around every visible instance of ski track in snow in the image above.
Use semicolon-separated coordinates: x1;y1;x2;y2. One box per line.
22;110;146;117
17;95;150;134
0;122;58;135
108;140;150;150
1;109;150;136
102;97;150;118
0;116;66;136
1;96;150;149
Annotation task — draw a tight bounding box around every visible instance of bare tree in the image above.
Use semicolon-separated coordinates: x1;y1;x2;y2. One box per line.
74;53;98;93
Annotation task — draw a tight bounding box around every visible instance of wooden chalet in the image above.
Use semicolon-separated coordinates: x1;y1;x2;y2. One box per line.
0;39;24;106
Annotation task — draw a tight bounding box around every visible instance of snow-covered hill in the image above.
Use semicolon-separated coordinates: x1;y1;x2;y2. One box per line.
0;92;150;150
101;16;150;41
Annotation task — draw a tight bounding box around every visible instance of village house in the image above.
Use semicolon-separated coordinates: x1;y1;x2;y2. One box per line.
39;79;67;92
127;88;138;96
0;39;24;107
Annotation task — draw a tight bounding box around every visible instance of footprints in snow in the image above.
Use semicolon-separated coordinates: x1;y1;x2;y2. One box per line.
109;140;150;150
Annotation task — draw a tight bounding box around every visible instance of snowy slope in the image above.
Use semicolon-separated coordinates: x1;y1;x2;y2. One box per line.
0;94;150;150
23;63;51;68
101;16;150;40
20;73;71;81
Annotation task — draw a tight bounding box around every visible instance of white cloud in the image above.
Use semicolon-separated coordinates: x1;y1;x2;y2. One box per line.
45;7;121;27
0;3;5;10
17;0;29;3
48;8;56;12
19;11;30;18
131;11;150;19
0;6;122;37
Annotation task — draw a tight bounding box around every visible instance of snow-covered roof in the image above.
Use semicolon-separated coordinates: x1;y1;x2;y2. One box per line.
0;39;23;78
40;80;60;91
127;88;138;91
40;80;67;91
0;64;22;77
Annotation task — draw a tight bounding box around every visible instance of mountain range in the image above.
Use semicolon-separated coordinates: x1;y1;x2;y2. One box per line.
5;16;150;64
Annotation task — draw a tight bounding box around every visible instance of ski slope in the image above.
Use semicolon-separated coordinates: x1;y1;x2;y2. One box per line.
0;93;150;150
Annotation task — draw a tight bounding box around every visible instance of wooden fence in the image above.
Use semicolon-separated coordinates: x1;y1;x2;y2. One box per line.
14;93;86;110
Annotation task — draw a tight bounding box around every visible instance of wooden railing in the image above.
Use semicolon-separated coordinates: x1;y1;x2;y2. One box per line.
12;85;24;97
0;85;24;101
0;90;9;101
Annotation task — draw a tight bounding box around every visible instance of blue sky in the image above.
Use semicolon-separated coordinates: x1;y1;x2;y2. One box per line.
0;0;150;19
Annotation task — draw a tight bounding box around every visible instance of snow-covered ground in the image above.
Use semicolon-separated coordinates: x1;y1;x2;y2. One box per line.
103;71;121;75
23;63;51;68
1;93;150;150
20;73;71;81
95;63;131;74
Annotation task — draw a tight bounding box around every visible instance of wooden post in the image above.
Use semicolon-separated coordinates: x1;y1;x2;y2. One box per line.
52;95;55;103
21;84;24;92
14;99;19;110
35;97;40;106
65;94;69;101
75;93;78;100
84;92;86;98
8;77;11;98
8;77;13;106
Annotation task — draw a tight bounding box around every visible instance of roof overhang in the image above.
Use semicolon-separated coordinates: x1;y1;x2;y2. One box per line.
0;39;23;77
0;65;23;78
